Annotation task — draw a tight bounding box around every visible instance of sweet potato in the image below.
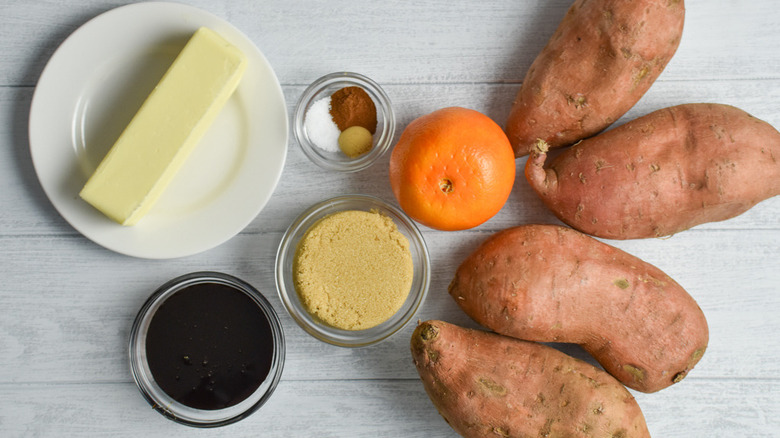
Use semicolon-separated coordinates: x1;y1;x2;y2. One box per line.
411;320;650;438
506;0;685;156
448;224;708;393
526;103;780;239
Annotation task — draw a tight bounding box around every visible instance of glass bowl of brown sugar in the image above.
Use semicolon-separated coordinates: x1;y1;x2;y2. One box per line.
293;72;395;172
275;194;430;347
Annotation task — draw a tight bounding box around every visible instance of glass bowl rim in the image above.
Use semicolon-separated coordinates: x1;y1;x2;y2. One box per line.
292;71;395;173
128;271;286;427
274;194;431;347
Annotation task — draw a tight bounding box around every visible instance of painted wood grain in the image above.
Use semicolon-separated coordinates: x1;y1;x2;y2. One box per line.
4;1;780;86
0;379;777;437
0;229;777;383
1;0;779;436
3;79;780;236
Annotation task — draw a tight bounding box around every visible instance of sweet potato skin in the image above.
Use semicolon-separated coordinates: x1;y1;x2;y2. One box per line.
506;0;685;156
448;224;708;393
526;103;780;239
411;320;650;438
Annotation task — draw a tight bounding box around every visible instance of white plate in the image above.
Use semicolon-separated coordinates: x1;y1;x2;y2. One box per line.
29;2;288;259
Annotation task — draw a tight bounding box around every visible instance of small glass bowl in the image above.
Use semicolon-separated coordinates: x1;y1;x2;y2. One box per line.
293;72;395;172
275;194;430;347
129;272;285;427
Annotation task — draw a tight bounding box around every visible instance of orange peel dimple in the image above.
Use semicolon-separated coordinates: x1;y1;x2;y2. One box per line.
439;178;454;194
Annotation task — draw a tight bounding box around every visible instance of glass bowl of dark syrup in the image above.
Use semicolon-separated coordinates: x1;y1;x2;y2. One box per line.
129;272;285;427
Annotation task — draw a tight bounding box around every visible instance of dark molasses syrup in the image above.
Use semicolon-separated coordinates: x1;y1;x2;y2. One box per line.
145;282;274;410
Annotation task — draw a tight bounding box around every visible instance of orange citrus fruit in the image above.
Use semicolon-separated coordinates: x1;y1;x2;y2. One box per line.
389;107;516;231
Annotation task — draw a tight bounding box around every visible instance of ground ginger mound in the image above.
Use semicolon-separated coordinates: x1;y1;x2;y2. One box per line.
293;210;413;330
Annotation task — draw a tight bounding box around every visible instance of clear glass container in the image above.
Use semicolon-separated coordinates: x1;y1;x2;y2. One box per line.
293;72;395;172
275;194;430;347
129;272;285;427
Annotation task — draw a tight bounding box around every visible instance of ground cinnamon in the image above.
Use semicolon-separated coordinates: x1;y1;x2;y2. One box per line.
329;86;377;134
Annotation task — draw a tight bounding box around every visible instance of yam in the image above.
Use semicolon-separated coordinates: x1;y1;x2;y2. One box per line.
448;224;708;393
506;0;685;156
525;103;780;239
411;320;651;438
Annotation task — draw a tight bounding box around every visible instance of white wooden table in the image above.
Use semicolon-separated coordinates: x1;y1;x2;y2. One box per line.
1;1;779;436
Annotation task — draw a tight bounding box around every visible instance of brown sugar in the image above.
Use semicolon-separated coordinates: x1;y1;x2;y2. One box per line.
293;210;413;330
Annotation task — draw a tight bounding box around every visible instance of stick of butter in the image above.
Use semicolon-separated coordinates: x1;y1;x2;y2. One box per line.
79;27;247;226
